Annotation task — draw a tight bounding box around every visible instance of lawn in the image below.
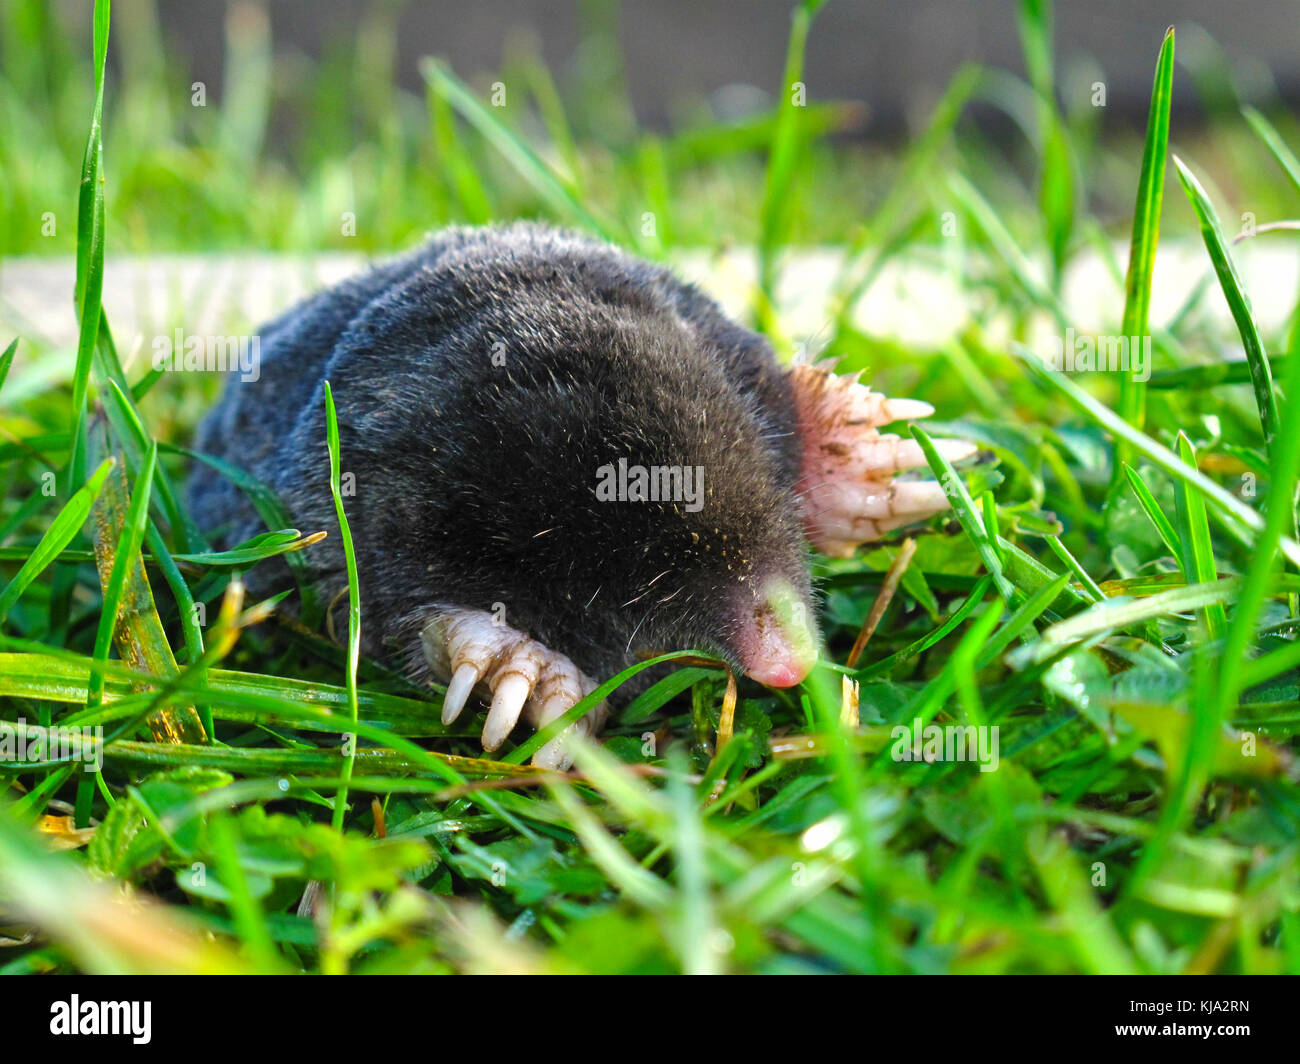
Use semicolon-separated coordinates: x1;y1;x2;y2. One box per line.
0;0;1298;976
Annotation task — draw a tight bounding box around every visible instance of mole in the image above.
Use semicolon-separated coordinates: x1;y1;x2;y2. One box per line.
188;223;975;768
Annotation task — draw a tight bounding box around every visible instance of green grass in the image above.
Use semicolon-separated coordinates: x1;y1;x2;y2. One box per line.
1;0;1299;975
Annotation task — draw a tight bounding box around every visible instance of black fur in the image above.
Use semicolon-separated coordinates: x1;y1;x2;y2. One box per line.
189;223;814;686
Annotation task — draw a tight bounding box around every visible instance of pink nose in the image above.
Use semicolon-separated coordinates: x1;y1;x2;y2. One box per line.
745;659;809;689
732;576;819;689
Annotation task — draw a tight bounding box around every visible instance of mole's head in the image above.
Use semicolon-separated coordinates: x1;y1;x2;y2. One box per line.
591;392;821;687
466;309;822;689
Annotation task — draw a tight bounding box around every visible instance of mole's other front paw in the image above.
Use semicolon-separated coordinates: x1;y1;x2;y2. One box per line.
420;607;609;770
787;361;977;558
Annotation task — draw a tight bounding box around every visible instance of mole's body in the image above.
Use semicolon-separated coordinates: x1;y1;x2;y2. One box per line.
190;223;972;766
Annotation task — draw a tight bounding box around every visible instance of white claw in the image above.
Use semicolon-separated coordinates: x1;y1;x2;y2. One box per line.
879;397;935;422
853;438;927;475
888;479;953;515
533;715;597;771
531;738;569;771
933;438;979;463
526;669;604;770
482;672;534;751
421;607;612;757
806;479;953;528
441;662;479;725
880;438;927;473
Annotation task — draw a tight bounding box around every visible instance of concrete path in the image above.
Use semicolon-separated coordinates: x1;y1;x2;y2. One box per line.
1;241;1295;399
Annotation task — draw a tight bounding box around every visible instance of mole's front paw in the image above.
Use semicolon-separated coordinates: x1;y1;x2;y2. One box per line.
420;607;609;770
787;362;977;558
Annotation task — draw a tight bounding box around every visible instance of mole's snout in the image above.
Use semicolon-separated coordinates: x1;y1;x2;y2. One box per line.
730;576;819;688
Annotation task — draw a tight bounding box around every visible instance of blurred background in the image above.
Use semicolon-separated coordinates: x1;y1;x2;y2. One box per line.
3;0;1299;258
147;0;1300;134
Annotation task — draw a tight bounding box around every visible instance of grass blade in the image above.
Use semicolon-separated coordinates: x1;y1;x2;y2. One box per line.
1216;328;1300;709
1146;357;1289;390
975;571;1071;669
1016;0;1074;287
1020;577;1244;658
547;780;672;912
169;443;321;626
1044;536;1105;603
103;379;202;556
910;423;1015;600
68;0;111;482
505;649;709;765
425;74;494;224
88;441;157;706
1114;27;1174;477
87;427;205;743
758;0;827;304
0;338;17;395
0;458;115;623
831;64;979;322
1122;463;1181;560
1173;155;1280;453
1170;433;1227;640
421;58;616;240
948;173;1067;325
1242;105;1300;197
323;381;361;831
52;0;112;642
